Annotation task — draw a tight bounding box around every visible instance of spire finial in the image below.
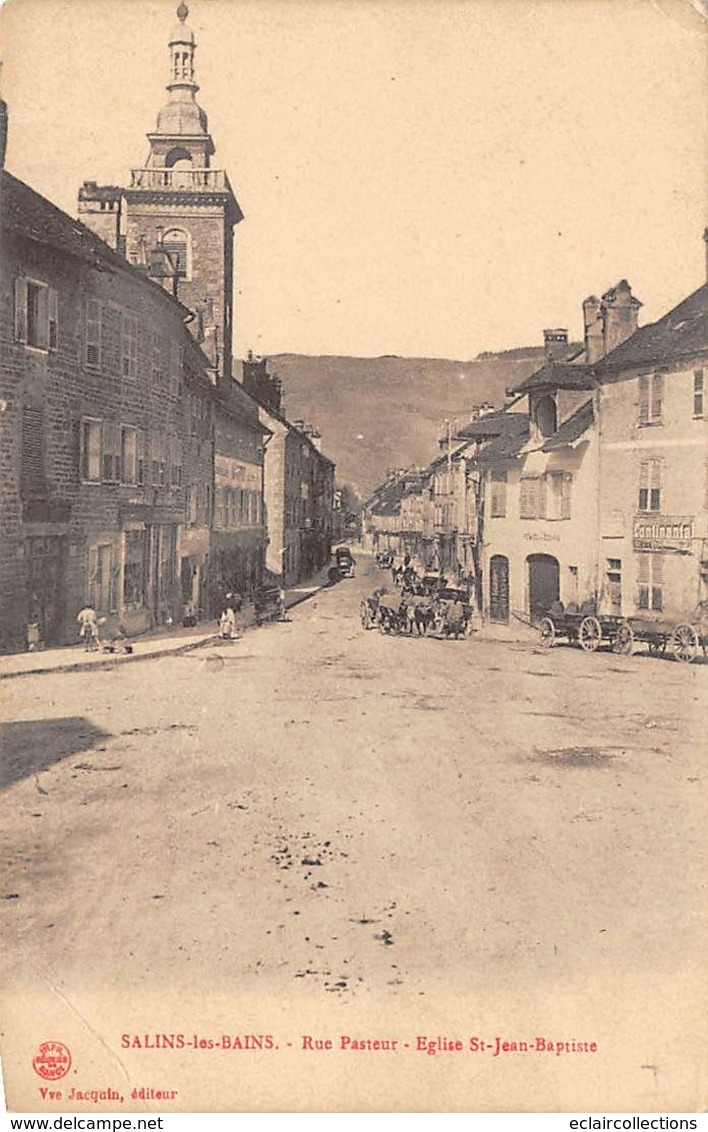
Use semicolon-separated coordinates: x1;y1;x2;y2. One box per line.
177;2;189;22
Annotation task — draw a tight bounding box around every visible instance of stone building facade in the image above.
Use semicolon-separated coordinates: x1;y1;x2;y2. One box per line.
0;166;215;650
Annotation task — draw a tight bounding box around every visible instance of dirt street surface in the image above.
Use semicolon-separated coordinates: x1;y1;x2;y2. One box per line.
1;557;706;1111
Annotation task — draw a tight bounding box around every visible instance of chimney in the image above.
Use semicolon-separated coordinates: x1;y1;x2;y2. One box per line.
543;328;568;360
478;401;495;417
600;279;642;356
583;295;603;364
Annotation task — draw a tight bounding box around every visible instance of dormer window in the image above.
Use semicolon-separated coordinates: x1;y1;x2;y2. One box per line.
534;395;557;438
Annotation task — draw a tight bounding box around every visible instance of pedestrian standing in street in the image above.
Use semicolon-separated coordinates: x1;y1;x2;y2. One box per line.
219;605;239;640
77;603;100;651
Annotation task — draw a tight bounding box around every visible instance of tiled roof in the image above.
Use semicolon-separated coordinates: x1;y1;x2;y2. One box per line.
593;283;708;376
541;399;594;450
369;477;406;516
510;357;593;394
1;169;190;315
476;413;530;463
455;409;519;441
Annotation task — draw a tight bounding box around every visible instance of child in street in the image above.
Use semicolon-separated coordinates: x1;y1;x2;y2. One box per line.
77;604;100;651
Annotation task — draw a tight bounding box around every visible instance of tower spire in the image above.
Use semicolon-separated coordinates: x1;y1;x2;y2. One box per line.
168;2;198;96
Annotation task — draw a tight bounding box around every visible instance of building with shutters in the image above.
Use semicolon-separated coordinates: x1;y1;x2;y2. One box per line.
594;282;708;620
0;162;220;651
241;354;335;586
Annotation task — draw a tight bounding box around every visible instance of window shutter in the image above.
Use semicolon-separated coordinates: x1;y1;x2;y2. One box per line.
48;288;59;349
21;404;46;495
88;545;99;607
538;476;547;520
33;285;49;350
651;374;663;421
638;375;649;424
14;277;28;343
85;299;101;368
652;555;664;585
137;430;147;486
110;550;120;611
650;459;662;511
520;478;535;519
561;473;572;520
638;460;649;510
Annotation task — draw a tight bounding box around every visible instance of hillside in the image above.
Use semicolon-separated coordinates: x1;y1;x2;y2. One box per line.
269;349;570;497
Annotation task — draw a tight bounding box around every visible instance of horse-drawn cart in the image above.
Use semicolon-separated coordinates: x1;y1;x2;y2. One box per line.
537;601;627;653
616;604;708;663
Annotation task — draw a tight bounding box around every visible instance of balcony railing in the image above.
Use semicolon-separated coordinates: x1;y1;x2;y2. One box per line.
130;168;228;192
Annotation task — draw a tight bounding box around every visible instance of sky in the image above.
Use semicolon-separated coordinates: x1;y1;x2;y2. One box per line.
1;0;707;359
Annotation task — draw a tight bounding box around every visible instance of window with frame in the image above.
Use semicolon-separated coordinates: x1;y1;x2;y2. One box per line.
152;433;167;487
606;558;622;614
85;298;102;369
121;426;138;485
638;373;664;425
638;458;662;512
489;470;507;518
546;471;572;520
81;418;102;482
137;430;147;486
102;422;121;483
15;277;58;350
694;370;704;418
121;313;138;380
151;332;166;388
519;476;546;520
637;553;663;612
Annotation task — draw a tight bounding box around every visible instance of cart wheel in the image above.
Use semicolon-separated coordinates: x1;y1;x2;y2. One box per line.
613;622;634;656
538;617;555;648
647;638;666;657
672;623;699;663
579;615;602;652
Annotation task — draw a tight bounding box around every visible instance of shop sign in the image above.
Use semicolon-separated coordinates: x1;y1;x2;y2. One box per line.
633;515;694;553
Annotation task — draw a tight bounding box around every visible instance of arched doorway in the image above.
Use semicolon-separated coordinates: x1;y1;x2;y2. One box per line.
527;554;560;622
489;555;509;622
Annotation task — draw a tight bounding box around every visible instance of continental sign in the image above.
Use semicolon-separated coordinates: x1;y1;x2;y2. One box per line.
633;515;694;553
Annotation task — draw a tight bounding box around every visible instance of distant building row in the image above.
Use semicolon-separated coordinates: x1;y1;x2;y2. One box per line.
363;279;708;625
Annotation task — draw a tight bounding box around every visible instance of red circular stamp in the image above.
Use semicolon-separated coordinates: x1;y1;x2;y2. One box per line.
32;1041;72;1080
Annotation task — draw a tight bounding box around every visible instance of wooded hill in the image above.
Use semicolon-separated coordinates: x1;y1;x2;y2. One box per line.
269;348;571;497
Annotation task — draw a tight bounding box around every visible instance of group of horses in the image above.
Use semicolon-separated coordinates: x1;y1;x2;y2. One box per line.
361;560;473;639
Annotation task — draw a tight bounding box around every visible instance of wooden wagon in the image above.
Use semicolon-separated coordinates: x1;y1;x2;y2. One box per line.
616;604;708;663
536;601;627;653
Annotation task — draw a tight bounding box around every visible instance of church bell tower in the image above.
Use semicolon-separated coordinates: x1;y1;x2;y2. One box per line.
78;2;243;382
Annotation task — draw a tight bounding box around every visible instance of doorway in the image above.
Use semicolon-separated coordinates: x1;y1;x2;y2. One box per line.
527;554;560;622
489;555;510;622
